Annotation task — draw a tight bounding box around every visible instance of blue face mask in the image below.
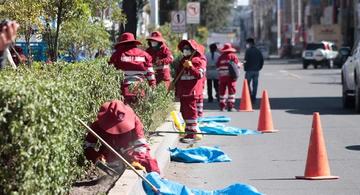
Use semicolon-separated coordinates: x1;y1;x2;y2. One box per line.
182;49;192;57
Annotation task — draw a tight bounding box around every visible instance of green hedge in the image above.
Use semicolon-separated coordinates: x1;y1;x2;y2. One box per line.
0;59;173;194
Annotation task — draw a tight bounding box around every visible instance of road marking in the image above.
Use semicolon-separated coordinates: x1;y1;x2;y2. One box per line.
279;70;302;79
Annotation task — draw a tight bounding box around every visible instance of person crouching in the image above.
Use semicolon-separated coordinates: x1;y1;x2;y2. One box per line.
84;100;160;174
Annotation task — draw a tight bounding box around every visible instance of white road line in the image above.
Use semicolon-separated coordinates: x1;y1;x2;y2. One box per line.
279;70;302;79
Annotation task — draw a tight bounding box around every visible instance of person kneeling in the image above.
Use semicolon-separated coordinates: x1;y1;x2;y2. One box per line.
84;100;160;174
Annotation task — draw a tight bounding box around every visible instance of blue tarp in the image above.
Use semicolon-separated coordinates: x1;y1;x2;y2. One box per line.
198;116;231;123
143;172;264;195
170;146;231;163
199;122;260;135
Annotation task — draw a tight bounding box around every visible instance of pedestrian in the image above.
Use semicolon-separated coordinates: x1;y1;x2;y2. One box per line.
84;100;160;174
109;32;155;105
196;43;206;118
0;20;19;68
175;39;206;143
243;38;264;102
216;43;241;111
145;31;174;89
205;43;220;102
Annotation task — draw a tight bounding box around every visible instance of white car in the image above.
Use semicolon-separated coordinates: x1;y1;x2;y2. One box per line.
302;41;338;69
341;44;359;108
354;46;360;113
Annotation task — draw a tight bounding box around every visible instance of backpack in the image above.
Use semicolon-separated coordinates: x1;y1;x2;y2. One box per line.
228;61;240;80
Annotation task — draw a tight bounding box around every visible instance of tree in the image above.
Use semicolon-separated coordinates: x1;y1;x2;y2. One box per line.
120;0;147;37
200;0;235;31
59;18;110;59
42;0;91;61
0;0;46;63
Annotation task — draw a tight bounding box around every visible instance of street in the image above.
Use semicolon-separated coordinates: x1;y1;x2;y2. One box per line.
164;59;360;195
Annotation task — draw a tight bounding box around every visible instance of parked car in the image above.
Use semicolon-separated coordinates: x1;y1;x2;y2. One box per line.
302;41;338;69
354;44;360;112
341;45;359;108
334;47;351;68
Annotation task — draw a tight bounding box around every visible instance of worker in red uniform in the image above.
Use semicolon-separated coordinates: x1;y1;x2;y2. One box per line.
109;32;155;105
84;100;160;174
145;31;174;89
195;43;206;118
216;43;241;111
175;39;206;143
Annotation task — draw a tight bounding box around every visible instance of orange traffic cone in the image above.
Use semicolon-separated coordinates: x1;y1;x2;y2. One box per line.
238;79;253;112
257;90;278;133
296;112;339;180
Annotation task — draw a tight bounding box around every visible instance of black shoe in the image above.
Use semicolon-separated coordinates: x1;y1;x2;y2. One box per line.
227;107;237;112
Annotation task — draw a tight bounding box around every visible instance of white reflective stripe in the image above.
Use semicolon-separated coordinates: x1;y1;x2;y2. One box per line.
133;146;147;153
85;141;96;148
180;75;196;80
220;100;226;103
199;68;205;78
132;138;147;146
147;75;155;80
154;64;170;70
185;119;197;123
147;67;154;72
228;94;236;98
219;96;225;99
125;75;143;80
228;99;235;103
124;70;146;75
218;66;229;70
187;125;198;130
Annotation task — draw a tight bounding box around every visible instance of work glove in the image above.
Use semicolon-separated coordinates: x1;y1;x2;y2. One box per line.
131;161;146;172
96;154;106;163
183;60;193;68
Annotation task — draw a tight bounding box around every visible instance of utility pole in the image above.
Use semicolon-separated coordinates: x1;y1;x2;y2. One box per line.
291;0;295;46
277;0;281;49
298;0;302;43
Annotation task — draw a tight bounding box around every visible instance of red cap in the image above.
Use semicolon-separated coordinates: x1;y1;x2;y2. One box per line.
95;100;136;135
220;43;236;53
146;31;165;43
116;32;141;46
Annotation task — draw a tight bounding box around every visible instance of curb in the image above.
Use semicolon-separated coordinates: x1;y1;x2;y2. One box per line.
108;103;180;195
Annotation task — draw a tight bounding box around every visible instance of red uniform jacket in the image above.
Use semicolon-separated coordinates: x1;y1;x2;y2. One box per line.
109;44;156;87
216;52;240;80
175;53;206;98
145;45;174;82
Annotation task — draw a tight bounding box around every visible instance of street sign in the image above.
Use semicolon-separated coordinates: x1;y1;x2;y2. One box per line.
171;11;186;33
186;2;200;24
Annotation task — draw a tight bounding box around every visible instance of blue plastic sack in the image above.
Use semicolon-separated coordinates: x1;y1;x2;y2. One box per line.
170;146;231;163
198;116;231;123
199;122;260;135
143;172;263;195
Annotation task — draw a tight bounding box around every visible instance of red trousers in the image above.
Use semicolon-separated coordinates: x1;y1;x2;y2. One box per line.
219;77;236;109
180;95;198;139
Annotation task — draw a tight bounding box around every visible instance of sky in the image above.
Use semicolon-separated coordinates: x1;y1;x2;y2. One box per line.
236;0;249;6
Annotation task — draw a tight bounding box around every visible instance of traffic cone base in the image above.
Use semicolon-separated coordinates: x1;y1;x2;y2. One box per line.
296;112;338;180
295;175;339;180
260;129;279;133
238;79;253;112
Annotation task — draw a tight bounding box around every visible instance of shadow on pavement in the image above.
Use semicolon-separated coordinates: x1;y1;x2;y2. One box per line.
203;97;357;115
250;178;296;181
345;145;360;151
309;82;341;85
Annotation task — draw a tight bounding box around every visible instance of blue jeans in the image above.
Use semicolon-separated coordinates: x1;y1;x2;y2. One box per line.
245;71;259;100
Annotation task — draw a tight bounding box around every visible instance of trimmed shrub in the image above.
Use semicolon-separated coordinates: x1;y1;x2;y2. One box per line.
0;59;173;194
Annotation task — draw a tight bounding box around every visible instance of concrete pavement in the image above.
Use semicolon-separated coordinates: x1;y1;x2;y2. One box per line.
164;59;360;195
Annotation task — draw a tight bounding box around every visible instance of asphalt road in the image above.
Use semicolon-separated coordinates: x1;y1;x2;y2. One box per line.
164;59;360;195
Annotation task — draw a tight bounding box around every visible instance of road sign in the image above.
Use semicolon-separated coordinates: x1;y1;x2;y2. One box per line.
186;2;200;24
171;11;186;33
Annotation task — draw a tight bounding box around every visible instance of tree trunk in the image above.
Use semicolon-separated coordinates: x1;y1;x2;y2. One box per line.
53;0;64;62
120;0;137;37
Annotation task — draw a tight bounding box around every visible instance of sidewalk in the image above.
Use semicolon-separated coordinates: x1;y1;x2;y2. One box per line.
108;103;180;195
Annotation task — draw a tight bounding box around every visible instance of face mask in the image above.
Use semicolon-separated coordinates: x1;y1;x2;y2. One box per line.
182;49;192;57
150;41;159;47
246;44;250;48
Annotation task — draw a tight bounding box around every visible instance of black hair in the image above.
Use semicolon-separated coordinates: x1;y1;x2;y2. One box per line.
209;43;217;60
246;38;255;45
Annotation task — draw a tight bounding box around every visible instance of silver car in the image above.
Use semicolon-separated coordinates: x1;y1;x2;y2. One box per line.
342;46;359;108
354;43;360;112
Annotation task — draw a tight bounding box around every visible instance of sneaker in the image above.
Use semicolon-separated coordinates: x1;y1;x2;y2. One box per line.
179;134;198;143
220;107;225;111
